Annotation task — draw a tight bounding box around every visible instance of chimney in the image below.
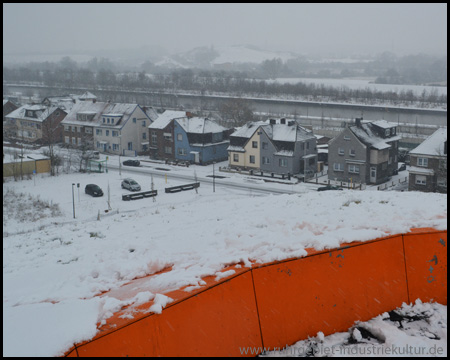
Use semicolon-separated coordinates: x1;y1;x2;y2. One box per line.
270;119;276;125
280;118;286;124
186;111;194;118
355;117;362;127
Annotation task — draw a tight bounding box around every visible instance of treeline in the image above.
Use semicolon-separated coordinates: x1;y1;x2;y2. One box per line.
3;59;447;108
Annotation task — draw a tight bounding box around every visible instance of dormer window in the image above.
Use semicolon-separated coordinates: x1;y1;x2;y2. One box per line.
391;127;396;135
385;129;390;137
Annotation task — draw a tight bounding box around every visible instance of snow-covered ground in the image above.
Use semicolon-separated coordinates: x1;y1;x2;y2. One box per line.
267;77;447;97
3;149;447;357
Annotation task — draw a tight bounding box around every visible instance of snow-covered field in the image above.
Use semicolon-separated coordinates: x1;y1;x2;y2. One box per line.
268;77;447;97
3;151;447;357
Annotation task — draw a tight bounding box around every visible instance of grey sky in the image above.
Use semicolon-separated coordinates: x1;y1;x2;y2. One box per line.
3;3;447;56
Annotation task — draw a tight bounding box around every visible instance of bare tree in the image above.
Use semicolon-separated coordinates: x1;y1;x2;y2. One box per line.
218;98;255;128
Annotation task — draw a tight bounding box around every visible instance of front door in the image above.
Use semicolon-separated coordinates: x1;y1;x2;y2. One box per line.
370;167;376;183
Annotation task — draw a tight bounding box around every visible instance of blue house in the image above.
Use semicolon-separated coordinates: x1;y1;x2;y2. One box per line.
173;117;232;165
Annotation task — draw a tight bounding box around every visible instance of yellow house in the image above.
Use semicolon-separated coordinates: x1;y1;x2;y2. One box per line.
228;122;265;169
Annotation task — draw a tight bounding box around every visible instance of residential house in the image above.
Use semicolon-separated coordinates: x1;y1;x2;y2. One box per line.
5;104;67;144
148;110;188;160
61;101;157;154
328;118;400;184
148;110;232;164
173;116;233;164
408;128;447;193
3;100;19;138
228;118;317;176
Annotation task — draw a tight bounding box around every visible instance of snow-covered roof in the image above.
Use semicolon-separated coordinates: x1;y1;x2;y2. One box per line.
409;128;447;156
231;120;315;144
371;119;397;129
175;117;227;134
6;104;63;123
61;101;140;127
349;122;400;150
78;91;97;100
148;110;187;129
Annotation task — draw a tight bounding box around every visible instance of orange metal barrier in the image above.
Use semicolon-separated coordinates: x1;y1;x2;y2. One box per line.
403;228;447;305
64;229;447;357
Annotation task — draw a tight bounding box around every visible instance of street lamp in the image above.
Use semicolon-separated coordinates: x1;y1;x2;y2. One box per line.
118;134;122;176
213;161;216;193
72;183;76;218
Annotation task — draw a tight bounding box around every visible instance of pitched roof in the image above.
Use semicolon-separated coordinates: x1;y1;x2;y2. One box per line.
6;104;64;123
148;110;187;129
349;121;401;150
409;128;447;156
175;117;227;134
61;101;141;127
79;91;97;100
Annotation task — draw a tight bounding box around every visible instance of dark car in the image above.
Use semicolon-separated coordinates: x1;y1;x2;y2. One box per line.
317;185;343;192
398;163;406;172
123;160;140;167
85;184;104;197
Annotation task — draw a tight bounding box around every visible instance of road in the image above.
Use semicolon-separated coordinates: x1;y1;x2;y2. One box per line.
108;163;305;195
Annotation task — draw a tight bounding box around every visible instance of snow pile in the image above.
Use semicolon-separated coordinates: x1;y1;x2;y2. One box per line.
261;300;447;357
3;169;447;357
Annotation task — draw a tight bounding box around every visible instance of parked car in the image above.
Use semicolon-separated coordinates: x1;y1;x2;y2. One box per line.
121;178;141;191
85;184;104;197
317;185;343;192
123;159;140;167
398;162;406;172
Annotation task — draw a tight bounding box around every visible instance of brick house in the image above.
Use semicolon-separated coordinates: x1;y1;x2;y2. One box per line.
408;128;447;193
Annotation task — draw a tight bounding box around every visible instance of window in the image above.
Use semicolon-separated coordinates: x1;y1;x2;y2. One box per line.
85;128;93;134
178;148;187;155
64;125;70;131
151;132;157;144
105;130;109;136
333;163;344;172
142;121;146;127
112;131;118;137
415;175;426;185
72;137;76;145
103;118;106;124
262;156;270;165
142;132;147;140
348;164;360;174
164;146;172;154
385;129;390;137
96;142;101;148
338;147;345;155
127;142;133;150
391;128;396;135
262;142;268;150
96;129;102;136
65;136;70;144
164;133;172;141
417;157;428;167
233;154;239;162
113;144;119;151
279;158;288;167
301;143;305;150
349;149;355;157
133;118;136;123
249;155;255;164
252;141;258;149
177;133;183;141
77;137;82;145
388;156;392;164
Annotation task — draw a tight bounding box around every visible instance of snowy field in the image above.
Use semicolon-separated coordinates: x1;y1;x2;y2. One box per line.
3;151;447;357
268;77;447;97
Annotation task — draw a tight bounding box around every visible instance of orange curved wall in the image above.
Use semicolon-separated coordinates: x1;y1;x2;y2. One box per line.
65;229;447;357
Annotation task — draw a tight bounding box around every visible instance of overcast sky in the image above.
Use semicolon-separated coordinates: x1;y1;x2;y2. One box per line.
3;3;447;57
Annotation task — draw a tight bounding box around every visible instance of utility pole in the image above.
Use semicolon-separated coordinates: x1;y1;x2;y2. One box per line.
72;183;76;218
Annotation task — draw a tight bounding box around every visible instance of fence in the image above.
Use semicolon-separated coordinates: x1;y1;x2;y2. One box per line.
65;228;446;357
165;182;200;193
121;190;157;201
